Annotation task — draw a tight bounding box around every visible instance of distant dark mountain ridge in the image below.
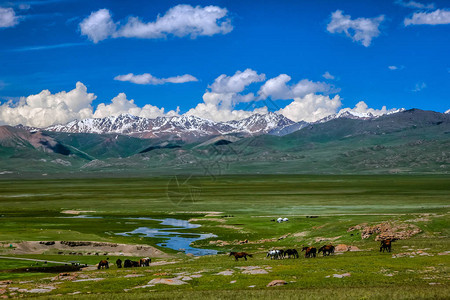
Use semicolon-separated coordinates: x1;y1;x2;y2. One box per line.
0;109;448;176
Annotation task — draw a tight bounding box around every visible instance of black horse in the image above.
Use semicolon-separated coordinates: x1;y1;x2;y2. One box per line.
284;249;299;258
116;259;122;268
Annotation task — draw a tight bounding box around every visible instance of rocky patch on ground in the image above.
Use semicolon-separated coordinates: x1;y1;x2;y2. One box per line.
326;273;351;278
392;251;433;258
148;278;187;286
348;221;421;240
267;280;287;287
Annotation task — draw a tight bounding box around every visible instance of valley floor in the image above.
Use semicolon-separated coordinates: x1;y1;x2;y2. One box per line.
0;175;448;299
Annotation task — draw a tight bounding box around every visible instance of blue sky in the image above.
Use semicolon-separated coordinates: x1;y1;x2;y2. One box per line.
0;0;449;127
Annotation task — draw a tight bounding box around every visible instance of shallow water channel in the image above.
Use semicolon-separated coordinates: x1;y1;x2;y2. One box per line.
116;218;218;256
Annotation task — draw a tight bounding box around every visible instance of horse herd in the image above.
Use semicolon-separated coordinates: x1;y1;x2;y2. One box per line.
229;239;397;261
229;244;336;261
97;239;397;267
97;257;151;269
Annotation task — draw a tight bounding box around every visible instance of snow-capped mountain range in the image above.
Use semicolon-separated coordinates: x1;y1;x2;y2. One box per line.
41;110;404;141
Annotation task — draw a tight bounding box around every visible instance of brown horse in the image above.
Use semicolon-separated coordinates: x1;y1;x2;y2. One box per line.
229;252;253;261
380;238;397;252
318;245;335;256
97;260;109;269
139;257;151;267
302;246;317;258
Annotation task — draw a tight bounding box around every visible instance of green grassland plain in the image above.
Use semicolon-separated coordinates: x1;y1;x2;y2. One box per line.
0;175;448;299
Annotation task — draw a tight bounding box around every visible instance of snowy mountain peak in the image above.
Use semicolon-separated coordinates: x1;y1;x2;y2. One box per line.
316;108;405;123
43;113;297;141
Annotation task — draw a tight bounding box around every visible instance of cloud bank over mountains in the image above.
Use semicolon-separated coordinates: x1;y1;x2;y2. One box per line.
0;69;401;127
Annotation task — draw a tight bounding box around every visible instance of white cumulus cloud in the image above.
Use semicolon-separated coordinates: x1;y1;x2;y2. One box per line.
79;8;116;43
209;68;266;94
404;9;450;26
327;10;385;47
258;75;337;100
0;82;180;127
276;93;342;122
0;7;18;28
185;69;265;122
114;73;198;85
93;93;178;119
80;5;232;43
0;82;96;128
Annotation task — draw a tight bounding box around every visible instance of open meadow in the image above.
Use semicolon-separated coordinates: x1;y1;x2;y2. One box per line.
0;175;449;299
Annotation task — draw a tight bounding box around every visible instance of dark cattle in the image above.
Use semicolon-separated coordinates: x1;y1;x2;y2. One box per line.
116;259;122;268
284;249;299;259
318;245;335;256
302;247;317;258
139;257;151;267
97;260;109;270
380;238;397;252
229;252;253;261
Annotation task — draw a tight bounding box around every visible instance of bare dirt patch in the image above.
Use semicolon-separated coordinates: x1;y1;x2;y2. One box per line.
189;218;225;223
60;210;96;215
216;225;244;231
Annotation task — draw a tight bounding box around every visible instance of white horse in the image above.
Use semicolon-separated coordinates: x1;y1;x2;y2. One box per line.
266;249;284;259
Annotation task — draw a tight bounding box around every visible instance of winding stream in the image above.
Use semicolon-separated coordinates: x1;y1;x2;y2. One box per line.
116;218;218;256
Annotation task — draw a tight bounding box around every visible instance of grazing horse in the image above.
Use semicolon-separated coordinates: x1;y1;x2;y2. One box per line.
97;260;109;269
266;249;284;260
302;247;317;258
115;259;122;268
380;238;397;252
139;257;151;267
318;245;335;256
284;249;299;259
229;252;253;261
